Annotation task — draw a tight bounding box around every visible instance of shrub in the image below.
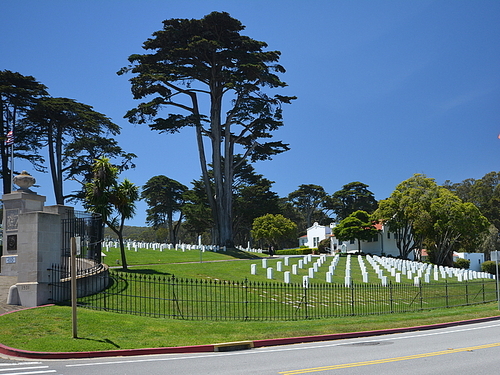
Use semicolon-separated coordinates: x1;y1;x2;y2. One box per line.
453;258;470;269
276;248;313;255
317;238;331;253
481;260;500;274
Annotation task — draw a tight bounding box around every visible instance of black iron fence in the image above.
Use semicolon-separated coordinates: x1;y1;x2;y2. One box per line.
50;269;498;321
61;211;103;265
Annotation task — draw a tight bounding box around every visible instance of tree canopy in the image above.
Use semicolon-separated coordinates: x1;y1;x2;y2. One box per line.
329;181;378;221
141;175;187;244
251;213;297;249
22;97;135;204
375;174;490;264
119;11;295;247
288;184;328;229
333;210;379;252
0;70;48;193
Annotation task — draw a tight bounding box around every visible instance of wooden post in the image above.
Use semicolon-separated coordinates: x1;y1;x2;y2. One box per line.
71;237;78;338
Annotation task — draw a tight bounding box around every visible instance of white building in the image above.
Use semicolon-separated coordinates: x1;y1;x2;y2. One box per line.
454;252;484;272
300;222;402;258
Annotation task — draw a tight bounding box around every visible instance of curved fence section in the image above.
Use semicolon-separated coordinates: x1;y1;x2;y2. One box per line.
53;271;498;321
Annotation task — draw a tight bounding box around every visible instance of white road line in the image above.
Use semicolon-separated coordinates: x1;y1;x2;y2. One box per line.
0;370;56;375
0;367;50;372
66;321;500;368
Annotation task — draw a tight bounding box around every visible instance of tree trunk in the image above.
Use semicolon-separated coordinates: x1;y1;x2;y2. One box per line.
1;101;12;194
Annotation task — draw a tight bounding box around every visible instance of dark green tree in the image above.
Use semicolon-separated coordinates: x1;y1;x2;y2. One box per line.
444;172;500;231
119;11;295;247
288;184;328;229
0;70;48;193
182;179;214;242
23;97;133;204
333;210;379;252
141;175;188;244
84;158;139;270
329;181;378;221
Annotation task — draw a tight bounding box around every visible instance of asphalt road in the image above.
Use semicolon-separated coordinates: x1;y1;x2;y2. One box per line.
2;319;500;374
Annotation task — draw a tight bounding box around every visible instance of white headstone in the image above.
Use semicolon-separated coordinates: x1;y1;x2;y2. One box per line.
284;271;291;284
251;264;257;275
267;267;274;279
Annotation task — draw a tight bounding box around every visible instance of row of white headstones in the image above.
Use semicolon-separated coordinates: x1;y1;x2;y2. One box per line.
251;254;494;286
103;241;226;253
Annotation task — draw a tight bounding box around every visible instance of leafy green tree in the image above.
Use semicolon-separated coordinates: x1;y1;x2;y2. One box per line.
329;181;378;221
119;11;295;247
288;184;328;229
444;172;500;231
374;174;438;259
251;214;297;249
0;70;48;193
85;158;139;270
425;189;489;266
23;97;133;204
333;210;379;252
141;175;187;244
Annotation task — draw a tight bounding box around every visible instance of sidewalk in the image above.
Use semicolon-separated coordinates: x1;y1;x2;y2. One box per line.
0;275;20;314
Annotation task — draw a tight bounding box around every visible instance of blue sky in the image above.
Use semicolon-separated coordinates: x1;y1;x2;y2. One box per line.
2;0;499;227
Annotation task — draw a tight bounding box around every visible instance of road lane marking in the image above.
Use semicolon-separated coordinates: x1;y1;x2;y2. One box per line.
279;342;500;374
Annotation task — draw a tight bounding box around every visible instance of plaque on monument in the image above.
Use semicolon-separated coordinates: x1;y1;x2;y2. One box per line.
7;234;17;251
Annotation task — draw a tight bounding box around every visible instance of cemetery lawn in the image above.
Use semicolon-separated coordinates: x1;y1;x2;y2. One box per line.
0;303;498;353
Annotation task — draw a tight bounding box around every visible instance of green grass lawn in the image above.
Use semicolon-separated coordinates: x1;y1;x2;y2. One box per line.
0;303;498;352
107;247;492;286
2;247;497;353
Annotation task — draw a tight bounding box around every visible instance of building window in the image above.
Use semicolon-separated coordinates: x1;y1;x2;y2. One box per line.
313;237;319;247
387;232;391;239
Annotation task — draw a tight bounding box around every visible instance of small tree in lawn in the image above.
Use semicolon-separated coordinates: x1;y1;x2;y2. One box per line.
85;158;139;270
251;213;297;250
333;210;379;252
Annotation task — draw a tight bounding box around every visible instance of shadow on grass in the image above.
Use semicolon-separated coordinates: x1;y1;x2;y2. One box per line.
116;268;173;276
225;248;262;259
75;337;120;348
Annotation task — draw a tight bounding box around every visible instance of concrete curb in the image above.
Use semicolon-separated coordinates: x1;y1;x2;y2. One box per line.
1;306;499;359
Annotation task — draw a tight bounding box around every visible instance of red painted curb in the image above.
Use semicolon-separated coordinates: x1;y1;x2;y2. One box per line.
252;315;500;348
1;305;499;359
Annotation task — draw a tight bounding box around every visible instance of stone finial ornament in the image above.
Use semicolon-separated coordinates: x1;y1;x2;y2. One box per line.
13;170;36;192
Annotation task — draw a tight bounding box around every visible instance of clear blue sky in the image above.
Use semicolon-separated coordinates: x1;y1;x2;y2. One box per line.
2;0;499;228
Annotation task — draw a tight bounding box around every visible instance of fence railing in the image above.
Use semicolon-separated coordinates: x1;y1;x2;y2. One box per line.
49;269;498;321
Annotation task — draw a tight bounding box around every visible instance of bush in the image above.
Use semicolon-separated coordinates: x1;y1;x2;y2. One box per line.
481;260;500;274
453;258;470;269
317;238;331;253
276;248;314;255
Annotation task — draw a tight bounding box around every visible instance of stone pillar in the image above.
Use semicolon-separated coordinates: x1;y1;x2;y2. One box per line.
1;190;46;276
14;210;62;307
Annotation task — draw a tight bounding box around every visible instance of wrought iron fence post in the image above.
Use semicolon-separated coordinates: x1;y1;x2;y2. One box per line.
350;283;355;316
244;278;249;321
463;280;467;305
419;282;423;310
445;280;449;308
389;281;394;313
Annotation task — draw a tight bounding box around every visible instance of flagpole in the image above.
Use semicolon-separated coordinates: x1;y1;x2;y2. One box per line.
10;140;14;192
